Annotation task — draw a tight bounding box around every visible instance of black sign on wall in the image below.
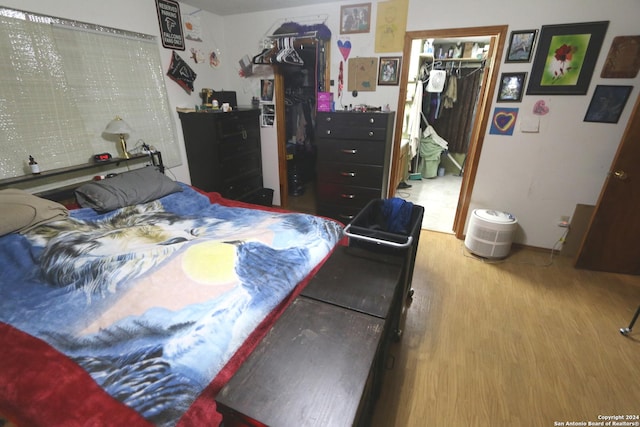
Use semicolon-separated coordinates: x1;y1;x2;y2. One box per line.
156;0;185;50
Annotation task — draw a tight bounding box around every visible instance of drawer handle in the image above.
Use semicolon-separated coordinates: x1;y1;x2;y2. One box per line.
325;117;332;122
242;129;248;140
341;149;357;154
341;193;356;199
368;131;374;137
339;214;355;220
340;171;356;177
325;130;332;135
369;118;375;124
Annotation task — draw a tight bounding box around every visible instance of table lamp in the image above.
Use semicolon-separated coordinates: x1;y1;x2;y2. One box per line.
104;116;132;159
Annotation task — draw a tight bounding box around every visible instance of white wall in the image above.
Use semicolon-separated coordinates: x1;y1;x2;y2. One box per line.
4;0;639;249
2;0;228;185
405;0;640;248
195;0;640;248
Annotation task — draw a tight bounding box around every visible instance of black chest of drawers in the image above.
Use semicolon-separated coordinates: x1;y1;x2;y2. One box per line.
315;111;395;223
178;110;263;201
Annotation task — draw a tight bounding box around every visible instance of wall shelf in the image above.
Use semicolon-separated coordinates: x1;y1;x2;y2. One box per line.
0;153;162;189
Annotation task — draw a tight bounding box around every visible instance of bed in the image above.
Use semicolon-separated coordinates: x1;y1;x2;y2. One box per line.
0;169;343;427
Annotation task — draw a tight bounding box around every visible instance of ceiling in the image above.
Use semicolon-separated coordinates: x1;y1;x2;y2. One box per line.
179;0;349;16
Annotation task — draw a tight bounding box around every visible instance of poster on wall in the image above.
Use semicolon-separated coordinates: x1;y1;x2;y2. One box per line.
156;0;185;50
183;13;202;42
375;0;409;53
348;57;378;92
490;107;519;136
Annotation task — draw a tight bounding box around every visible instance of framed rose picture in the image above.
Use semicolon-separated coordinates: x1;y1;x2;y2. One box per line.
505;29;538;63
497;72;527;102
526;21;609;95
340;3;371;34
378;56;401;86
583;85;633;123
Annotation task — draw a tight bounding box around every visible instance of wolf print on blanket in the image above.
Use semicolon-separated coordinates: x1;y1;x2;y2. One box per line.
0;185;342;426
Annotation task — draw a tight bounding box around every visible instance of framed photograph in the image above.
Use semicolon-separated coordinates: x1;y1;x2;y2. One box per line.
260;79;274;102
526;21;609;95
505;29;538;63
340;3;371;34
497;72;527;102
378;56;401;86
584;85;633;124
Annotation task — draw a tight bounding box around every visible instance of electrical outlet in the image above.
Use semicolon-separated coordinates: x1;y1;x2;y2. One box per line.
558;215;570;228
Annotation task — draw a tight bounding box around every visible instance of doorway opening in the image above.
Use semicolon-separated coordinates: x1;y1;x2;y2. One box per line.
273;37;330;213
389;25;508;238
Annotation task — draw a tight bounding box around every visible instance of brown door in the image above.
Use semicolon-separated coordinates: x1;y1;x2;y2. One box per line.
575;93;640;274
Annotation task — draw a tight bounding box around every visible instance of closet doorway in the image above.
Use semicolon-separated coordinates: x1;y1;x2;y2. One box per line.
390;25;508;238
273;37;330;212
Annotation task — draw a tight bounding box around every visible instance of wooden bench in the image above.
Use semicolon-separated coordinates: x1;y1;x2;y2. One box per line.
216;246;404;426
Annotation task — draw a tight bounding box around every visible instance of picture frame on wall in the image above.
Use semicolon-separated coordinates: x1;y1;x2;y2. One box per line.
378;56;402;86
583;85;633;124
340;3;371;34
505;29;538;63
526;21;609;95
260;79;274;102
497;72;527;102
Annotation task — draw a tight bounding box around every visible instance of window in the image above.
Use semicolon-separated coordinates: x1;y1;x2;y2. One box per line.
0;8;180;180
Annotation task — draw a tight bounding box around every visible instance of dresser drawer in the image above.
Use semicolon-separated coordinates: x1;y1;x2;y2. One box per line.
220;150;262;179
218;111;261;138
317;162;383;187
317;112;392;129
220;173;263;200
316;139;387;165
218;133;261;158
316;203;364;223
317;182;381;208
317;125;388;141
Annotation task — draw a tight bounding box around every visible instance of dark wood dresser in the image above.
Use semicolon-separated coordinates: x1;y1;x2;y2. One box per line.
178;110;265;202
315;111;395;222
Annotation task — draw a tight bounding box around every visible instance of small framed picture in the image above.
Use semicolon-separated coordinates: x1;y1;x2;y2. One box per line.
378;56;401;86
340;3;371;34
505;29;538;63
497;72;527;102
260;79;274;102
584;85;633;124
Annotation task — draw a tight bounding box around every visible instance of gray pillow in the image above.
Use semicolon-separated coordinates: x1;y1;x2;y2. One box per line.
75;166;182;212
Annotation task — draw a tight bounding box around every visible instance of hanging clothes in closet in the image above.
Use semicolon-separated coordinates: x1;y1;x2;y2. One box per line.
421;63;484;154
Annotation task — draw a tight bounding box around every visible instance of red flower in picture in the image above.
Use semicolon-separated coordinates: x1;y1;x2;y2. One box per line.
554;44;576;62
551;44;578;80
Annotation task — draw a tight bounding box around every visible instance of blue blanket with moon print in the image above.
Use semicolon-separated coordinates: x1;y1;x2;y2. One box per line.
0;184;342;426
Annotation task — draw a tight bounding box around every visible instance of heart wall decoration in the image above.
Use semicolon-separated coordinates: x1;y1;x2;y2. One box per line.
490;107;519;136
337;39;351;61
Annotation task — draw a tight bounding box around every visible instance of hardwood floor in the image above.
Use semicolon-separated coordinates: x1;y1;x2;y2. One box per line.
371;230;640;427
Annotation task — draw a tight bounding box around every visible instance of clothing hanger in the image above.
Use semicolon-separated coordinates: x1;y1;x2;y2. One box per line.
252;41;277;64
277;37;304;66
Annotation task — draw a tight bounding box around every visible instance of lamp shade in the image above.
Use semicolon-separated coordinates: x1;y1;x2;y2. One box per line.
104;116;132;135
